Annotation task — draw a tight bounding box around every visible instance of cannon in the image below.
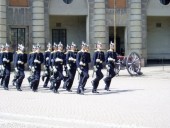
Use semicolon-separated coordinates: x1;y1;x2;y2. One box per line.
114;52;143;76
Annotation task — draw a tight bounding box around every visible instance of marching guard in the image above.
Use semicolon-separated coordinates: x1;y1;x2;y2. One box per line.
51;42;65;93
49;42;58;90
42;43;52;88
103;42;117;91
0;45;5;86
13;44;27;91
30;44;44;92
27;45;36;87
2;43;13;90
62;44;71;89
64;42;77;92
76;42;91;94
91;41;105;93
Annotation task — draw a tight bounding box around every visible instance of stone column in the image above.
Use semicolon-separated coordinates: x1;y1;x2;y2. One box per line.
129;0;142;56
0;0;7;44
93;0;106;50
32;0;45;50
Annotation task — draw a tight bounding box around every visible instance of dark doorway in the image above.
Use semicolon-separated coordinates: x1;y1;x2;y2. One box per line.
52;29;67;47
10;28;26;51
109;27;125;56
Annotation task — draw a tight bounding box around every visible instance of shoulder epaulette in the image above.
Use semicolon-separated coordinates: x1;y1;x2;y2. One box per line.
29;52;34;54
17;51;24;54
107;49;113;52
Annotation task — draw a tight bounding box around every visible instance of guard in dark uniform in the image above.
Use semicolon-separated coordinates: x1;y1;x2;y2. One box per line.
64;42;77;92
91;41;105;93
62;44;70;89
0;45;5;86
2;43;13;90
104;42;117;91
12;48;19;87
27;45;36;87
30;44;44;92
13;44;27;91
51;42;65;93
76;42;91;94
42;43;52;88
49;42;58;90
82;44;91;90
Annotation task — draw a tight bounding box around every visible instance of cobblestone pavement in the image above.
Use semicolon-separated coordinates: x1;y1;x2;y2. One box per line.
0;66;170;128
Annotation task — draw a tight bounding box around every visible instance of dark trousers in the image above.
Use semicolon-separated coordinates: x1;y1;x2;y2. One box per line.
31;71;41;91
16;70;25;89
104;68;116;89
53;70;63;91
3;68;10;88
65;68;76;90
12;73;19;83
0;77;4;86
92;69;103;91
62;73;69;89
77;70;89;92
43;68;50;87
0;69;5;86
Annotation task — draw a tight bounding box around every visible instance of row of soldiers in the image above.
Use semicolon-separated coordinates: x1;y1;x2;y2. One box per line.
0;41;117;94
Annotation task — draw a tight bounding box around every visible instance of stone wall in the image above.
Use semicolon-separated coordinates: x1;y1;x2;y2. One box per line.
0;0;7;43
32;0;45;50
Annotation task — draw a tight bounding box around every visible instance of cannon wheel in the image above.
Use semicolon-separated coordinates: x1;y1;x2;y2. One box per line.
114;60;121;76
126;52;141;76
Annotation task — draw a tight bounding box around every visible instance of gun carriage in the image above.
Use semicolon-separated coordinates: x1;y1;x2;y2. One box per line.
114;52;142;76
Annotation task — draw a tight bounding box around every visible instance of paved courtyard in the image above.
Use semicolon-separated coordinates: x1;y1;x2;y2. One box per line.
0;65;170;128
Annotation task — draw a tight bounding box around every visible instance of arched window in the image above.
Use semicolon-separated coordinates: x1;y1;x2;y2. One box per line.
9;0;29;7
160;0;170;5
63;0;73;4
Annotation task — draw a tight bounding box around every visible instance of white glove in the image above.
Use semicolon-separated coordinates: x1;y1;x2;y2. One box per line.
96;59;100;63
50;66;53;72
108;57;115;62
18;60;24;64
73;58;76;62
80;61;85;66
77;68;82;74
31;67;35;72
34;59;40;64
29;66;31;70
2;65;5;70
69;57;73;61
44;65;47;70
94;66;97;72
15;68;19;73
53;66;57;73
3;58;9;62
106;65;110;70
56;58;63;62
45;71;48;75
63;70;67;77
67;64;71;70
46;57;49;61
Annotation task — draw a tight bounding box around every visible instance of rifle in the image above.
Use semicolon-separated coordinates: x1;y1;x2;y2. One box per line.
77;50;85;80
92;51;101;77
106;50;115;76
1;52;8;77
15;52;22;77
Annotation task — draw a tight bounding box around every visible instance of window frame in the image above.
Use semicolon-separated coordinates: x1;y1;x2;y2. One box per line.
8;0;29;7
52;29;67;48
108;0;127;9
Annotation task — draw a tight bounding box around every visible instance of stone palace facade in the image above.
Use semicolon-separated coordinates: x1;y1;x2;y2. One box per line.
0;0;170;65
